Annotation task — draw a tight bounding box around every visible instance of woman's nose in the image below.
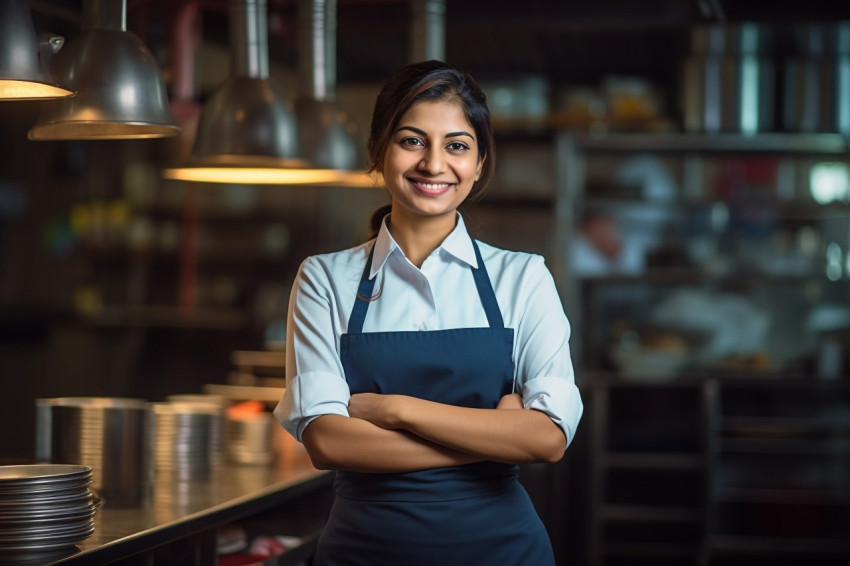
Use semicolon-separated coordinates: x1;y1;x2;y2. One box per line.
417;147;444;174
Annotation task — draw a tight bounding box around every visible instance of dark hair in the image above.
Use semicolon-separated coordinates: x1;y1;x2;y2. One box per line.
367;60;496;237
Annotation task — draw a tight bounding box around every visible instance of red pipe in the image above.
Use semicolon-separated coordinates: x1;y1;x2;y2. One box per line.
172;1;202;313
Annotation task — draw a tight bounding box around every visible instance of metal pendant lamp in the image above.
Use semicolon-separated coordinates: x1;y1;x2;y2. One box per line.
28;0;180;140
164;0;330;185
0;0;74;100
294;0;363;174
164;0;378;186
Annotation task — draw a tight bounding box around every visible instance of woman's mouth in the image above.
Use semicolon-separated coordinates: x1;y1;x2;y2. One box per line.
409;179;452;196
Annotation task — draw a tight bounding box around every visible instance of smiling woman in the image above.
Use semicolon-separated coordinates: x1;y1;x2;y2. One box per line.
273;60;583;566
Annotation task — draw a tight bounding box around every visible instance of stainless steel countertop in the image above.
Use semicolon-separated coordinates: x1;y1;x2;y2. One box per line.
37;437;329;565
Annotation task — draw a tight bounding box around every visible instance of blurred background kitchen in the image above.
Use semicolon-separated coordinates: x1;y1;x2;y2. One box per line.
2;0;850;565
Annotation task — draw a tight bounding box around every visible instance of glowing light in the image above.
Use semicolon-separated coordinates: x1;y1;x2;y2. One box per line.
0;79;74;99
810;163;850;204
162;166;383;187
826;243;843;281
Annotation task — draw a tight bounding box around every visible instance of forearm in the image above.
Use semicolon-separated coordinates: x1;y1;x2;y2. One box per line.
301;414;481;473
393;397;566;464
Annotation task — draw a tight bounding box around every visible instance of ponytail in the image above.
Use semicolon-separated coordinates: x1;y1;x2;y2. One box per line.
367;204;393;240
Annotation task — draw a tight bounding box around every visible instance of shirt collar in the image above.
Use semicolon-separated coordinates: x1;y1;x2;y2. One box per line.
369;212;478;279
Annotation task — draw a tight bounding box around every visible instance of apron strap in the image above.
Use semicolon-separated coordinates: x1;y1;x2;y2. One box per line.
347;238;505;334
471;239;505;330
348;243;377;334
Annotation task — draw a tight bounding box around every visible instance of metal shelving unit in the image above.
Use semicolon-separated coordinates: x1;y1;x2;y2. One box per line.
588;377;710;566
564;131;850;566
705;380;850;565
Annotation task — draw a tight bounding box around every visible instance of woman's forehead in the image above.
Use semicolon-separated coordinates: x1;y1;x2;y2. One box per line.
396;99;473;134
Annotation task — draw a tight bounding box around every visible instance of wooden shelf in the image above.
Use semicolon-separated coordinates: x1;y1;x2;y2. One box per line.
713;487;850;505
79;305;249;330
576;196;850;220
600;504;702;523
707;535;850;556
721;415;850;434
571;132;850;154
202;383;286;403
601;541;699;558
718;437;850;455
602;452;704;470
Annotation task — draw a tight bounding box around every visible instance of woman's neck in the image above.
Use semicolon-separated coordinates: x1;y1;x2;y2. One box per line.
387;212;457;268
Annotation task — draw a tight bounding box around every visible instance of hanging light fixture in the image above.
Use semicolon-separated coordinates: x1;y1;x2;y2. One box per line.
28;0;180;140
163;0;313;184
0;0;74;100
163;0;379;187
294;0;362;172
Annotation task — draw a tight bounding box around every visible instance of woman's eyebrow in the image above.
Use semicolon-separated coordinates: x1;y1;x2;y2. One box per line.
396;125;475;140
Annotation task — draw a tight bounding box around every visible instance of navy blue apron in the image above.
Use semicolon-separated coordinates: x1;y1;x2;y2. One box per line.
313;239;555;566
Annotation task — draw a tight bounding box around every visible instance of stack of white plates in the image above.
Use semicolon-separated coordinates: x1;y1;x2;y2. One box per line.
0;464;96;562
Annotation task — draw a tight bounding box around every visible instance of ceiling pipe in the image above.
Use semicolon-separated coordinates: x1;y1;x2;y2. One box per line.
28;0;181;140
163;0;203;167
166;1;204;312
294;0;363;171
410;0;445;62
171;2;202;104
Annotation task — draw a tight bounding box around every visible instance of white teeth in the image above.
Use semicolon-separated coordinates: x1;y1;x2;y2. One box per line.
420;182;448;190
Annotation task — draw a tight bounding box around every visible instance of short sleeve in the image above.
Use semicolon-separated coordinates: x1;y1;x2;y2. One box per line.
275;370;351;441
513;256;583;447
273;257;352;441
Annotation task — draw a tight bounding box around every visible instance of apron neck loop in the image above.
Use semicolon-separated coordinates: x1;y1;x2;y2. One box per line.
347;238;505;334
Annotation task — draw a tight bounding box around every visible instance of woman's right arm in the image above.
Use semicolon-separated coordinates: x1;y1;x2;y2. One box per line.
277;255;480;473
302;414;479;472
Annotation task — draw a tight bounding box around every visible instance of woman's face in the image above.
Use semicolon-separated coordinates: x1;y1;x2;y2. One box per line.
382;99;483;228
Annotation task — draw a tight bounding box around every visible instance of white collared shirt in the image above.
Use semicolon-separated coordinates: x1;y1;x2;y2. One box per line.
274;214;583;448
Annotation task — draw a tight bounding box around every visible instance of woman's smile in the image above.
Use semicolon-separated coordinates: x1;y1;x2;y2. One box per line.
408;177;453;197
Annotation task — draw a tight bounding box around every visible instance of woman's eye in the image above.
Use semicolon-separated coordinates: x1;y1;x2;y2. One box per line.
401;137;424;147
446;141;469;152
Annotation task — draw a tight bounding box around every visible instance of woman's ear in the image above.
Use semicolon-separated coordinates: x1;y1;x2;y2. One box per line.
475;156;485;181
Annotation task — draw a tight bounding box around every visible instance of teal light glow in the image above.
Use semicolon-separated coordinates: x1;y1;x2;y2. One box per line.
809;162;850;204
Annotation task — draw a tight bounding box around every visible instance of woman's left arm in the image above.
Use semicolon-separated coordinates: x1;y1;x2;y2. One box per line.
348;392;566;464
349;254;582;465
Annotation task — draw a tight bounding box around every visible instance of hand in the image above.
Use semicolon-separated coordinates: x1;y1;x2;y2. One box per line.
496;393;523;410
348;393;403;429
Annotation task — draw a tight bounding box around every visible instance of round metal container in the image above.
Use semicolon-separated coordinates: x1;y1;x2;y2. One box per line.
224;413;276;465
152;402;223;480
36;398;153;508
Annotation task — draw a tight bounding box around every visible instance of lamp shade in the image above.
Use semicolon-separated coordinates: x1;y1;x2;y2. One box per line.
28;0;180;140
190;77;304;168
0;0;74;100
294;97;361;171
164;0;316;184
